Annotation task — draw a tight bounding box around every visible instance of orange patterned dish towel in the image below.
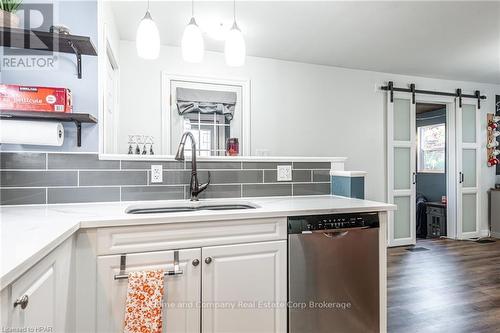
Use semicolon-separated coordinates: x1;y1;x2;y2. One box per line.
124;270;165;333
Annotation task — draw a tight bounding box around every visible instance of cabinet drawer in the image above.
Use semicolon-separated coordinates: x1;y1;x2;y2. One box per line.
96;217;287;255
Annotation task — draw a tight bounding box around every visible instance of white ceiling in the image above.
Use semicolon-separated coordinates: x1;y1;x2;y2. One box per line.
110;1;500;84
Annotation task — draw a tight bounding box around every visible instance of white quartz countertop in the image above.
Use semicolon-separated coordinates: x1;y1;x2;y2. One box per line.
1;195;395;290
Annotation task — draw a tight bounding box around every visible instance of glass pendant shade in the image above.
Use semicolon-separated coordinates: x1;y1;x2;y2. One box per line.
181;17;204;63
136;11;160;60
224;22;246;67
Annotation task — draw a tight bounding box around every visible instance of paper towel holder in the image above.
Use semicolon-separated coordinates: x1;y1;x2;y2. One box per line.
0;110;97;147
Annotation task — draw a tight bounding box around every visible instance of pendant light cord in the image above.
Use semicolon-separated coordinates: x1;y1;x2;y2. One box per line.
233;0;236;22
147;0;150;12
192;0;194;17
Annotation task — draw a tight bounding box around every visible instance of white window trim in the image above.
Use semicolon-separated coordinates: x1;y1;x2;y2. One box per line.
161;73;251;156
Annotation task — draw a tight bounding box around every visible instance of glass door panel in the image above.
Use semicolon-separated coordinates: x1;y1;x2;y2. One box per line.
462;193;477;233
462;104;476;143
394;147;411;190
394;196;411;239
394;99;411;141
462;149;477;188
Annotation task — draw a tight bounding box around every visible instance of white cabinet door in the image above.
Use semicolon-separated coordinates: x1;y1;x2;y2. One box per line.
11;264;55;331
202;240;287;333
96;248;201;333
10;237;73;332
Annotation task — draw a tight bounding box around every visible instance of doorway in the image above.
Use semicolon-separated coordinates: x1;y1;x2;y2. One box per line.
415;103;447;240
387;91;481;247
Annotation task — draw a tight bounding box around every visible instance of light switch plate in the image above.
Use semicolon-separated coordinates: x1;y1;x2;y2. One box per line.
277;165;292;181
151;165;163;183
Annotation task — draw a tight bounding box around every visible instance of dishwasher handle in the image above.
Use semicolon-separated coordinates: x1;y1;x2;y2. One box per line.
307;226;374;239
310;226;372;234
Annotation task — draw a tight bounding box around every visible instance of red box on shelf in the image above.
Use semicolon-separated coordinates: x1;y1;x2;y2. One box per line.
0;84;72;113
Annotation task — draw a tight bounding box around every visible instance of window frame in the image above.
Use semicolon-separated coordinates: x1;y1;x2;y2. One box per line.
161;73;251;157
417;123;446;174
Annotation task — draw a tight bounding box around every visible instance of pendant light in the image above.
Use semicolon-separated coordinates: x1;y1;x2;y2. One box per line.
136;0;160;60
224;0;246;67
181;0;204;63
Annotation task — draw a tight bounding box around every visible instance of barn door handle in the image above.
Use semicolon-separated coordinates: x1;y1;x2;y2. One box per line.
412;172;416;185
459;172;464;184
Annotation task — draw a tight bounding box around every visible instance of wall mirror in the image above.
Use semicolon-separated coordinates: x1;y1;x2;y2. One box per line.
97;1;343;161
99;1;250;159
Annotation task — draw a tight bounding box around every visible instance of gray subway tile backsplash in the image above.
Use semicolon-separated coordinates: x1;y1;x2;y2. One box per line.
157;170;192;185
121;186;184;201
242;162;292;169
197;184;242;199
122;161;184;170
79;170;147;186
0;152;46;169
192;161;242;170
48;153;119;169
264;169;311;183
313;170;331;182
242;184;292;197
1;188;46;205
209;170;263;184
48;187;120;204
0;152;334;205
293;162;331;170
1;170;77;187
293;183;331;196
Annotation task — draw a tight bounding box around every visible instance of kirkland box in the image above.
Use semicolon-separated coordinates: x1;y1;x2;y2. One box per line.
0;84;72;113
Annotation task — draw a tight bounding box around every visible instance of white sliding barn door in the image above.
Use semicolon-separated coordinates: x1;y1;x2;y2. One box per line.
387;92;417;247
455;101;481;239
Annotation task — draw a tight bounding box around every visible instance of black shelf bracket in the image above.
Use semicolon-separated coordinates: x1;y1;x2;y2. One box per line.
68;41;82;79
74;121;82;147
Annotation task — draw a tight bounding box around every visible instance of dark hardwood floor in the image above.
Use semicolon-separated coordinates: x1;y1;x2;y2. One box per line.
388;238;500;333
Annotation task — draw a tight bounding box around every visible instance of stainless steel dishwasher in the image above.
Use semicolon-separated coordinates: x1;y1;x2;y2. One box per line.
288;212;380;333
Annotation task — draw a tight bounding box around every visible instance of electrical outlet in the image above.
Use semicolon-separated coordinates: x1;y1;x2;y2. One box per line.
151;165;163;183
277;165;292;181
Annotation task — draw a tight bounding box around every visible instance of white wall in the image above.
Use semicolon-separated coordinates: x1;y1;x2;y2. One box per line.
118;41;499;224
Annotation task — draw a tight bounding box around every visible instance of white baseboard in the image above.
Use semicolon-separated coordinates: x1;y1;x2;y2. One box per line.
491;231;500;239
479;229;490;238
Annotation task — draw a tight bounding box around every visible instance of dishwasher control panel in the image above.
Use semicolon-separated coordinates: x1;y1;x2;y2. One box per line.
287;212;379;234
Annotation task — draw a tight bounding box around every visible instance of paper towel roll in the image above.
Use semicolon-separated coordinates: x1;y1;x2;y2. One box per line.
0;120;64;146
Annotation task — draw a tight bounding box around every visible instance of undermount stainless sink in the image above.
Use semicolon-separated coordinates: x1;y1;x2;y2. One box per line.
125;202;259;214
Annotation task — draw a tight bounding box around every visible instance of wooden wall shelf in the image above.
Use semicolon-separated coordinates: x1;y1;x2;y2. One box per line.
0;27;97;78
